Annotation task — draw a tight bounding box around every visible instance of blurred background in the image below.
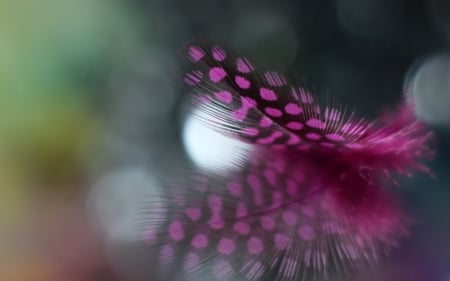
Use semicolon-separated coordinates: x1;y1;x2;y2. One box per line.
0;0;449;280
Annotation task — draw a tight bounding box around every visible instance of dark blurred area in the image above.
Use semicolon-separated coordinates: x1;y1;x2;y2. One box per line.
0;0;449;280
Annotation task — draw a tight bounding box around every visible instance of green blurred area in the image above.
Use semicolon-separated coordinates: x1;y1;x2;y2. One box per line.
0;0;143;222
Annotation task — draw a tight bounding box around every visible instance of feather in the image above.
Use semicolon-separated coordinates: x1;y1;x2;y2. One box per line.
137;42;433;281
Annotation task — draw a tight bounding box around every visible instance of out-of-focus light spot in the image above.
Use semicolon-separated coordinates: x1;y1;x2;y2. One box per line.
337;0;405;46
408;54;450;126
428;0;450;40
88;167;162;241
162;0;221;23
444;272;450;281
182;109;252;172
229;10;299;70
108;48;177;137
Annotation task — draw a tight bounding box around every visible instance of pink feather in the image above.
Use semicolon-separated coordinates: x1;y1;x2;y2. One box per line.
138;43;433;281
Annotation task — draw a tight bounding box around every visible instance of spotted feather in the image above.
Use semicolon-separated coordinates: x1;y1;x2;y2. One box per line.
137;42;433;281
184;43;371;149
139;149;410;281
